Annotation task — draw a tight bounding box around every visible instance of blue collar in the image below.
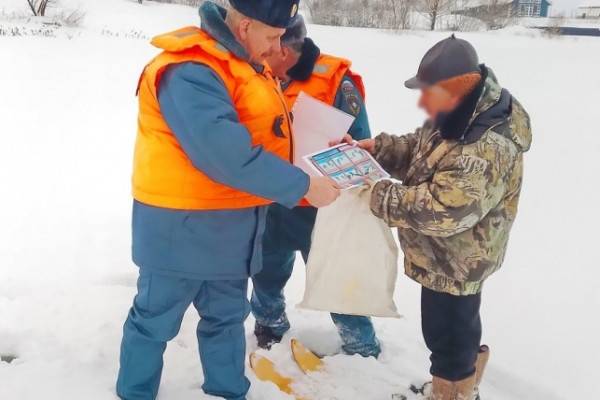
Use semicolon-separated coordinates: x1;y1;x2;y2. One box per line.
200;1;261;70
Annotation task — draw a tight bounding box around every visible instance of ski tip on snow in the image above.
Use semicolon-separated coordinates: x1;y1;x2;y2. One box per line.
290;339;324;374
249;352;297;397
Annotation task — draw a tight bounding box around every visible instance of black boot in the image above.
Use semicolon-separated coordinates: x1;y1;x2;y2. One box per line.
254;323;283;350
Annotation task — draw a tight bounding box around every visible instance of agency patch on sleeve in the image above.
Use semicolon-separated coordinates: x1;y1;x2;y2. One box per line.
341;80;361;116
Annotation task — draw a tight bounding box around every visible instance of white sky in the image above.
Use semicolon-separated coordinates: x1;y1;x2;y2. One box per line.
552;0;587;14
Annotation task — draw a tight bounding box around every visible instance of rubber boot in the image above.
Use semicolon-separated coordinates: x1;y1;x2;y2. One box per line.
474;345;490;400
429;373;477;400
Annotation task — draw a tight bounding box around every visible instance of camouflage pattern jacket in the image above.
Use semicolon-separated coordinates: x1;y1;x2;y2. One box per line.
370;68;532;295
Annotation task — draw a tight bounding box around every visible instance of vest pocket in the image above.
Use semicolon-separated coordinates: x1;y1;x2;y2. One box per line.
272;115;286;138
243;114;290;144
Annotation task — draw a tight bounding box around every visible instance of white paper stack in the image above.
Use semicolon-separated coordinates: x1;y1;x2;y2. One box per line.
291;92;355;175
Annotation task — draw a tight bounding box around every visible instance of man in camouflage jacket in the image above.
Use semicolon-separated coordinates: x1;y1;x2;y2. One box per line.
371;71;531;298
352;36;531;399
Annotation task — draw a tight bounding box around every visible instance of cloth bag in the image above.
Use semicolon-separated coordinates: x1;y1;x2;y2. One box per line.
298;186;400;318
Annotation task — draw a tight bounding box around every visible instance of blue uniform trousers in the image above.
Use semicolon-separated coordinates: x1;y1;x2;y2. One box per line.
117;270;250;400
250;204;381;358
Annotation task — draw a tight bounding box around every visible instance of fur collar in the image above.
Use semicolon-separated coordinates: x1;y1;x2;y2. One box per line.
435;66;487;141
286;38;321;82
436;66;512;144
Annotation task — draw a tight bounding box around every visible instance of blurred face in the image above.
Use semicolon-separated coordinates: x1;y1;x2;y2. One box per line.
265;45;300;81
418;85;461;120
235;18;285;64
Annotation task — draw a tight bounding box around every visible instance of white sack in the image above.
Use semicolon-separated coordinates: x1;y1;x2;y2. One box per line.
298;186;400;318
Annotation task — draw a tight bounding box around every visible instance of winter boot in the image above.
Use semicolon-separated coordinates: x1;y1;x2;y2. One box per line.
473;345;490;400
409;381;432;397
254;322;283;350
427;374;477;400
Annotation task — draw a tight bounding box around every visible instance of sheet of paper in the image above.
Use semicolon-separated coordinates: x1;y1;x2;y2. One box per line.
303;144;390;189
292;92;355;175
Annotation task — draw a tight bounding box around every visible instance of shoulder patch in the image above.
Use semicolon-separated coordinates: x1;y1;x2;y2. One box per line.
341;80;354;94
341;80;361;116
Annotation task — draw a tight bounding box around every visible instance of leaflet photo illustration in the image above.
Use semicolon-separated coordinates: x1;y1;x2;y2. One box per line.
304;144;389;189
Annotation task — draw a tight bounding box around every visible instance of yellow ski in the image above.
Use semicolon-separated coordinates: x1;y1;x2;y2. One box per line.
290;339;324;374
249;353;305;400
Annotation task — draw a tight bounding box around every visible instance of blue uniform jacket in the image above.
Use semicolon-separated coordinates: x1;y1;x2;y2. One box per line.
132;3;309;280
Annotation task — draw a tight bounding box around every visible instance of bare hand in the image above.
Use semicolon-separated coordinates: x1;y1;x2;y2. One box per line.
356;138;376;154
330;135;376;155
329;134;354;147
305;176;341;208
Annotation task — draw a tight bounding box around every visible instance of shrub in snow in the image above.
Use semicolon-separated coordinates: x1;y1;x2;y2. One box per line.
0;23;57;37
16;0;85;27
100;28;149;40
51;8;85;27
25;0;53;17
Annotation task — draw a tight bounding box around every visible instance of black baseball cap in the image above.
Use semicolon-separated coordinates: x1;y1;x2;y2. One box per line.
405;34;480;89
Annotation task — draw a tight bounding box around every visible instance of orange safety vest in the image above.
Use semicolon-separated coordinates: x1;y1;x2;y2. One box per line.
283;54;365;110
132;27;294;210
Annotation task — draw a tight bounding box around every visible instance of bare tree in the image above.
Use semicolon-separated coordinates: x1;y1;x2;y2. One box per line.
452;0;514;30
389;0;416;29
305;0;345;26
26;0;54;16
472;0;514;29
418;0;457;30
305;0;414;29
304;0;320;22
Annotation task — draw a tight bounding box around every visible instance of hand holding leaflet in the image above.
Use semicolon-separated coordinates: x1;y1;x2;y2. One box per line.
303;143;389;189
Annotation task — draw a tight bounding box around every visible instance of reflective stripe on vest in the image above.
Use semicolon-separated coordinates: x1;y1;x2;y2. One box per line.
283;54;365;110
132;26;293;210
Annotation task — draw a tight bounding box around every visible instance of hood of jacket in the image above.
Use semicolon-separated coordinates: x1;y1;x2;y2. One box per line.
472;67;532;152
438;66;532;153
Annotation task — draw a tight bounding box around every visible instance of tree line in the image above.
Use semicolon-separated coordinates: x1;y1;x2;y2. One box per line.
27;0;514;31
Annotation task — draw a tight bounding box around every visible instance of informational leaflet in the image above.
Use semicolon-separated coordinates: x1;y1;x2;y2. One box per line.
303;144;390;189
291;92;355;175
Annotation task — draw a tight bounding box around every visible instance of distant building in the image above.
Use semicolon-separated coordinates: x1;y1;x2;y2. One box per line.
577;2;600;18
454;0;551;22
514;0;552;17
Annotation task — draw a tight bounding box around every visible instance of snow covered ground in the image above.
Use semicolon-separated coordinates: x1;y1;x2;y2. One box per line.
519;16;600;28
1;1;599;399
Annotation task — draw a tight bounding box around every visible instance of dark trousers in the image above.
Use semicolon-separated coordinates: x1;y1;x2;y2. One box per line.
421;286;482;382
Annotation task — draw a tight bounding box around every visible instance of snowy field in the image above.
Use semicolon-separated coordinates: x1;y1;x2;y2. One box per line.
1;1;600;399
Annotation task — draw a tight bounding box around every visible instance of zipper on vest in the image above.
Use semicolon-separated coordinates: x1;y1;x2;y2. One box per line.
262;70;295;163
277;88;294;163
273;81;294;163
